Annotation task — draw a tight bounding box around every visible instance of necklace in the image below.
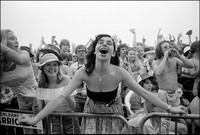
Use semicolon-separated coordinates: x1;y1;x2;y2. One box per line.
97;76;103;92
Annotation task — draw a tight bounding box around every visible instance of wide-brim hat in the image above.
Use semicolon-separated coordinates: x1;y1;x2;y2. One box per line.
137;73;155;84
40;48;62;61
37;53;61;67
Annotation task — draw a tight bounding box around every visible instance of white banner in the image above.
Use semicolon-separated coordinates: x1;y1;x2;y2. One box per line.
0;111;43;130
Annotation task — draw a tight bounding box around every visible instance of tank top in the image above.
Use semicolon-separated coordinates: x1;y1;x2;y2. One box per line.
86;86;118;104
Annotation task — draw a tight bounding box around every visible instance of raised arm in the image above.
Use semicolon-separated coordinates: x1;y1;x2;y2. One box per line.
1;43;30;65
85;38;93;48
188;35;192;45
170;48;194;68
142;36;146;48
157;28;163;43
176;33;183;51
37;36;46;51
152;49;170;75
130;28;137;48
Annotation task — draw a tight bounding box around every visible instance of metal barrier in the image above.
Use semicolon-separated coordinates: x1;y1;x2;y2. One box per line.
0;108;130;134
0;108;44;134
139;112;200;134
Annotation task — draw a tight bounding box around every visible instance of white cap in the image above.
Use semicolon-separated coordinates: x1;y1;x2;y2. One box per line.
37;53;60;67
183;46;190;54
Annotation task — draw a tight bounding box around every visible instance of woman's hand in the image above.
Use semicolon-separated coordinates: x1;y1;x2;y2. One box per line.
122;62;131;72
169;105;188;115
19;89;37;98
18;114;36;126
18;85;37;98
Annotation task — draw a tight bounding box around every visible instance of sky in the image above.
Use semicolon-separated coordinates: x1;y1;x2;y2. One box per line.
1;1;199;51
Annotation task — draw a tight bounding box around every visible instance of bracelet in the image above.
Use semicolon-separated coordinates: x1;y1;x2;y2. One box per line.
33;104;39;108
61;92;67;98
34;116;37;123
166;105;171;113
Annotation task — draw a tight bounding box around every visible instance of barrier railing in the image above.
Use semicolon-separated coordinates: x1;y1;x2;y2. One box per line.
0;108;44;134
139;112;200;134
0;108;130;134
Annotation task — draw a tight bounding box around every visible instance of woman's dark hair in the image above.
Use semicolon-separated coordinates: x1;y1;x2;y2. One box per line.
187;41;199;59
116;43;129;57
190;41;199;53
155;40;170;59
85;34;119;76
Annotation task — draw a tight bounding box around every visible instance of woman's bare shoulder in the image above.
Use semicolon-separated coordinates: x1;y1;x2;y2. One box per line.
60;74;71;85
111;65;128;77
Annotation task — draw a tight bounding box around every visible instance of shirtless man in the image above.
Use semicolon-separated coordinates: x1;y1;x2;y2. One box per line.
152;40;194;134
152;40;194;105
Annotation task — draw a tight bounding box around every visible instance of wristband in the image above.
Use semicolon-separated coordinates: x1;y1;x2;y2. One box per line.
167;105;171;113
34;116;37;123
61;91;67;98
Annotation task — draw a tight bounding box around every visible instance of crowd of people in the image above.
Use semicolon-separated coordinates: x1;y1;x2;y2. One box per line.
0;28;199;134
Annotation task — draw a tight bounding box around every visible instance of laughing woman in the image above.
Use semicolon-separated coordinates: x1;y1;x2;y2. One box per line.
21;53;80;134
18;34;187;134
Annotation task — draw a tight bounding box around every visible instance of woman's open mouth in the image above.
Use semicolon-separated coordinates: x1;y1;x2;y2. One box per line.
99;48;108;54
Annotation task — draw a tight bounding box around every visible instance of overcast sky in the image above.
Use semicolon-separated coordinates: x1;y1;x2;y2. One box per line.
1;1;199;50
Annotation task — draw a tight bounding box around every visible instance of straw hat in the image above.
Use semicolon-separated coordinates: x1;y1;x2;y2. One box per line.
37;53;60;67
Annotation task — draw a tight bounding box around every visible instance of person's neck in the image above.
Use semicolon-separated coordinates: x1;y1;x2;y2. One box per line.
128;59;134;64
138;56;144;61
61;50;68;54
78;58;85;65
160;55;168;61
47;76;58;85
121;55;126;60
95;59;110;76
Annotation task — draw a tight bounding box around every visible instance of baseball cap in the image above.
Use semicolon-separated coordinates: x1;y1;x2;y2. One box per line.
137;73;155;84
183;46;190;54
